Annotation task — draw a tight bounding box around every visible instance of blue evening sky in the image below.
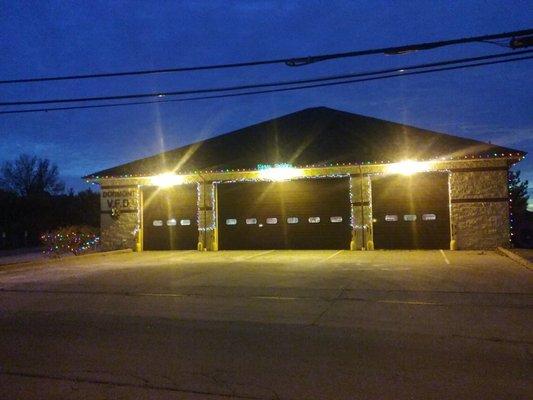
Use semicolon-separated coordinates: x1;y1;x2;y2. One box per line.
1;1;532;207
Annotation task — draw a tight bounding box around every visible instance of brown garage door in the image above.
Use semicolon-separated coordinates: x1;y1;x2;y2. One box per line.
371;172;450;249
218;177;351;250
142;185;198;250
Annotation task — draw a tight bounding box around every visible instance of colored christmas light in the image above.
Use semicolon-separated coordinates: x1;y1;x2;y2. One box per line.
41;228;100;257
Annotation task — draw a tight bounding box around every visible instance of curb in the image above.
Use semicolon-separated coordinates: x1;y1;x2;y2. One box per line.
496;247;532;270
0;248;133;271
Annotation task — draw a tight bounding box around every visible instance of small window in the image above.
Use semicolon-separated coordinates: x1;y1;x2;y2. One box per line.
287;217;299;224
422;214;437;221
166;219;177;226
226;218;237;225
246;218;257;225
404;214;417;221
266;217;278;224
330;216;343;223
308;217;321;224
153;220;163;226
385;215;398;222
180;219;191;226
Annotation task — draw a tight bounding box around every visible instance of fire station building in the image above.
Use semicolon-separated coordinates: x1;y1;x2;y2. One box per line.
84;107;525;251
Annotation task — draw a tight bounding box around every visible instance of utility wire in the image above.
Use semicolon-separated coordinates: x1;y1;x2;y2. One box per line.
0;28;531;85
478;40;511;49
1;54;531;115
1;50;531;107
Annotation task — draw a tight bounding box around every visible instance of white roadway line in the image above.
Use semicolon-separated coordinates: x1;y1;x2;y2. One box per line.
440;249;450;265
243;250;275;260
324;250;343;261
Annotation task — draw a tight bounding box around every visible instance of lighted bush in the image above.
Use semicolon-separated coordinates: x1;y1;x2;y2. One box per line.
41;225;100;257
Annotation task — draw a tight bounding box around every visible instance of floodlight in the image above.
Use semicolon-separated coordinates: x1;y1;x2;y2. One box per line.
151;172;185;187
258;164;302;181
386;160;431;176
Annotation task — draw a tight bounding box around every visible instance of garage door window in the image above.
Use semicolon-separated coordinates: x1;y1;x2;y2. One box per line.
153;220;163;227
266;217;278;224
226;218;237;225
287;217;299;224
308;217;321;224
246;218;257;225
167;219;177;226
422;214;436;221
180;219;191;226
404;214;417;221
385;215;398;222
330;216;343;223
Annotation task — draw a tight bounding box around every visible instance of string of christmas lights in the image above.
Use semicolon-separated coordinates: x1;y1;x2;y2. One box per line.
85;153;525;181
41;230;100;257
194;174;358;233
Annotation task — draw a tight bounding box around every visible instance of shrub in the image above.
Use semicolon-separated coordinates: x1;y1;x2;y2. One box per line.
41;225;99;257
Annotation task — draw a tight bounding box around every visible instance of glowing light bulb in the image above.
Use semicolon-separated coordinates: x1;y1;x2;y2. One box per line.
151;173;185;187
385;160;432;176
257;163;303;181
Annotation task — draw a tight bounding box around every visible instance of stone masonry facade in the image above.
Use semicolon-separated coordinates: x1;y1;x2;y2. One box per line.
449;169;510;249
198;181;217;251
350;174;373;250
100;183;140;251
101;212;138;251
96;159;513;251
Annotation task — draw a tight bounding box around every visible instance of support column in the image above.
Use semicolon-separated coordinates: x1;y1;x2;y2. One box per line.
197;181;217;251
350;174;373;250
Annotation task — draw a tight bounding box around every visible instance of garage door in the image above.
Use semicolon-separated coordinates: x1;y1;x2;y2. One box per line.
142;185;198;250
371;172;450;249
218;177;351;250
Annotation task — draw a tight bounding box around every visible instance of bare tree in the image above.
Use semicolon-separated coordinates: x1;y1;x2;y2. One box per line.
0;154;65;196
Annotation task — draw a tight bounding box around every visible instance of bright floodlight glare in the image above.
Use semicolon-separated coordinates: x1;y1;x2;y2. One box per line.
386;160;431;176
258;164;302;181
151;172;185;187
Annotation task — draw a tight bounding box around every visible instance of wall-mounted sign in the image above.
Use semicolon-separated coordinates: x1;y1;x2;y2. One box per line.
101;189;137;211
257;163;293;170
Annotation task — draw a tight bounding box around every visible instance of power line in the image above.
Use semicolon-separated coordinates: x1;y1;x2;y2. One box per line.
478;39;511;49
0;28;531;85
2;54;531;115
1;50;531;107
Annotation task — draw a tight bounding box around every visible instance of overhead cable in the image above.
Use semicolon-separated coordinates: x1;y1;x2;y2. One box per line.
1;50;531;107
0;28;531;85
1;53;531;115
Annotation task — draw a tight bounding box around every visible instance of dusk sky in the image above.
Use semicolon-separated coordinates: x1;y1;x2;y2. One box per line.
1;1;531;206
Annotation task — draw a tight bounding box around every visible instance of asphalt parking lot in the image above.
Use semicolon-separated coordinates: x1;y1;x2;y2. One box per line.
0;250;531;399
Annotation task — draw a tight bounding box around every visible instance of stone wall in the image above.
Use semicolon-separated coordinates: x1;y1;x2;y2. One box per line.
450;169;509;249
100;182;140;251
101;212;138;251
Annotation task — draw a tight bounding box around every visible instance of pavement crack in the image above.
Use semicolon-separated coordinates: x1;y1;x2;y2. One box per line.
450;334;532;345
309;285;347;327
0;369;263;399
